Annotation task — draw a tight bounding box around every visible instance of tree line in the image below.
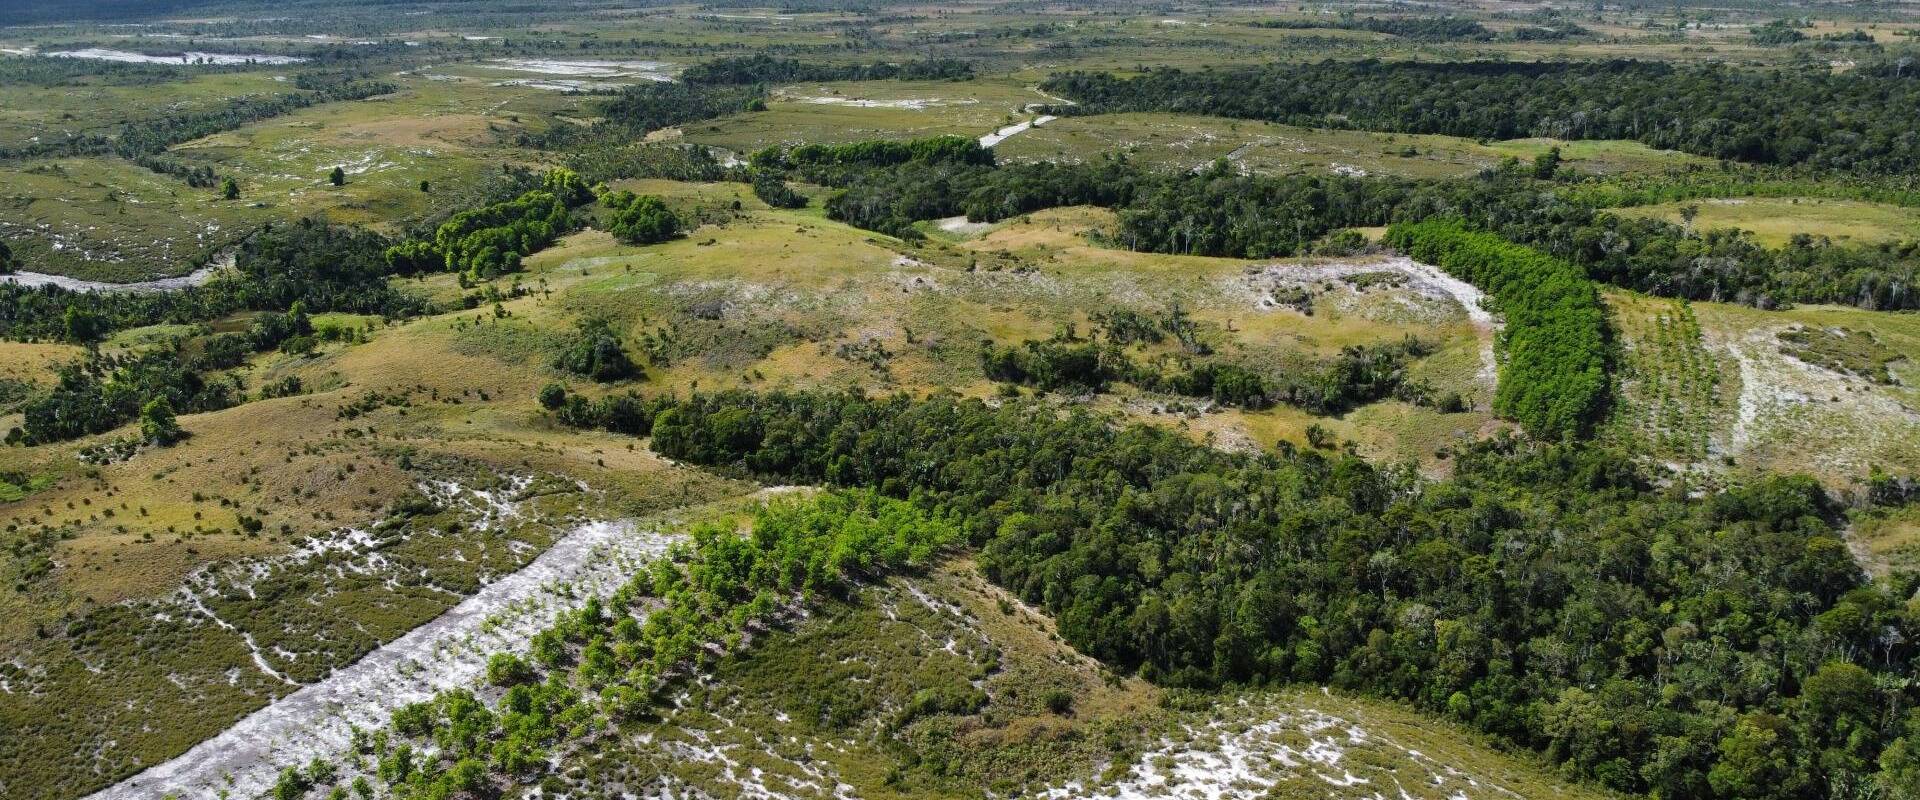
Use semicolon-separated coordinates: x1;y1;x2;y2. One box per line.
1388;221;1608;438
1039;59;1920;175
790;148;1920;310
682;54;973;85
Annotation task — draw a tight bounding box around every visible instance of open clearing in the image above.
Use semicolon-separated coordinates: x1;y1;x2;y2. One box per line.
1611;196;1920;247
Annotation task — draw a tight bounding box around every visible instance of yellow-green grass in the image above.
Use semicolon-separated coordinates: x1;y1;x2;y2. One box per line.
0;70;291;150
998;112;1714;178
1685;296;1920;485
679;77;1053;154
166;75;588;232
0;157;271;280
1610;197;1920;248
1853;506;1920;579
503;194;1493;468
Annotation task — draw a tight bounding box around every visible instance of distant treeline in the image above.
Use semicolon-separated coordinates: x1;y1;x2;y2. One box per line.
682;55;973;84
1040;60;1920;175
0;78;394;163
783;141;1920;310
1251;15;1494;40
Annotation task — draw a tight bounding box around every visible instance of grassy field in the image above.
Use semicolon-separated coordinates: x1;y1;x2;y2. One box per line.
1611;196;1920;247
1600;289;1920;485
998;112;1715;178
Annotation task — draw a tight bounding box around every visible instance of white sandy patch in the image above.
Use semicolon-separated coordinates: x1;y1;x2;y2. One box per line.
980;115;1056;148
45;48;306;65
0;251;231;293
89;517;679;800
935;216;996;236
486;57;672;79
1235;257;1498;389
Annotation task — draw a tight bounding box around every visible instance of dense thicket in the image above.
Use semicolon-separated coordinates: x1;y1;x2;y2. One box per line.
1251;15;1493;40
802;152;1920;309
981;335;1435;414
1041;60;1920;175
604;389;1920;798
0;220;420;342
524;82;765;150
1388;222;1608;438
682;55;973;84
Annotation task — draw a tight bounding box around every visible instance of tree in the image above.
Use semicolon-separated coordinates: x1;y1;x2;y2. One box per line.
1709;713;1808;800
538;383;568;410
62;304;104;344
221;177;240;200
419;180;431;193
555;320;639;382
140;397;186;445
0;239;16;274
329;166;346;187
605;193;681;244
1532;146;1562;179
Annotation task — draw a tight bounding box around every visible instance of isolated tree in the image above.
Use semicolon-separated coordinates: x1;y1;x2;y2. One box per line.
221;177;240;200
555;319;638;382
419;180;431;193
605;193;681;244
61;304;103;344
329;166;347;186
140;397;185;445
538;382;568;410
0;239;15;274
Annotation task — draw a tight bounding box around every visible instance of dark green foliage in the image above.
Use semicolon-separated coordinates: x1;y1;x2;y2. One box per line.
750;171;807;209
0;79;394;163
1387;221;1607;438
1041;60;1920;175
328;166;346;187
682;55;973;85
138;396;185;445
528;82;764;150
221;177;240;200
1252;15;1493;41
553;319;639;383
0;239;14;274
537;383;568;411
759;135;994;171
633;388;1915;797
601;191;681;245
21;348;237;444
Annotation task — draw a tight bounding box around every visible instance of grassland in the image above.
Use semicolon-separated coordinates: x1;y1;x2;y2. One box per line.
998;112;1715;178
1611;196;1920;248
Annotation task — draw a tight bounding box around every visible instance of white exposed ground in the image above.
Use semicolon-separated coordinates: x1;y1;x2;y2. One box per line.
779;93;973;110
44;48;308;65
0;252;231;292
484;57;674;79
934;216;996;236
1709;321;1920;472
980;115;1057;148
88;506;680;800
1043;693;1521;800
1236;257;1499;389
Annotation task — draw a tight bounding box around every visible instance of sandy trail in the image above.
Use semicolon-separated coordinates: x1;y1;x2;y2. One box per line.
87;519;678;800
1;252;230;293
979;115;1057;148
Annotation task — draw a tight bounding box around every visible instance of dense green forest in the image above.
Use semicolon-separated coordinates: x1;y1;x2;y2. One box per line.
1040;60;1920;175
529;388;1920;798
682;55;973;85
1388;221;1609;438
